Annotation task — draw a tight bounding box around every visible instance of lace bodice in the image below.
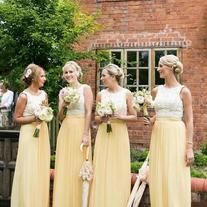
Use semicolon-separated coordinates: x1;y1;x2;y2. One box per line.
100;88;128;116
63;85;85;116
154;85;184;118
23;90;47;116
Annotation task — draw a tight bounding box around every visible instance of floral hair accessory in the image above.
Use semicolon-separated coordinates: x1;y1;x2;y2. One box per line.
25;68;32;78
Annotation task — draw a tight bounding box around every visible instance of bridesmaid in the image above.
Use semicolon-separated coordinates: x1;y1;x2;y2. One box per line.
144;55;194;207
89;63;137;207
53;61;93;207
11;64;50;207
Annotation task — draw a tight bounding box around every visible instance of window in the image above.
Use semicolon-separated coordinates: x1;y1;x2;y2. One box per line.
97;48;179;92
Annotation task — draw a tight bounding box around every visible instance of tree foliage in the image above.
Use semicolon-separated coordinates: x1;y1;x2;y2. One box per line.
0;0;99;108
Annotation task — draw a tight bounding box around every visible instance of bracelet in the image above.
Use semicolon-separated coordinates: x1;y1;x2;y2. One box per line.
187;141;193;145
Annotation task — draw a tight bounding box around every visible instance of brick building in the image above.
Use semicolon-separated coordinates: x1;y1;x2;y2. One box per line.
79;0;207;149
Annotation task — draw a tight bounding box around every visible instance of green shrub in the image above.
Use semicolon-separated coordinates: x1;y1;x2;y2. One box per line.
131;161;143;173
191;167;207;178
130;148;148;162
50;154;56;169
201;144;207;155
194;152;207;167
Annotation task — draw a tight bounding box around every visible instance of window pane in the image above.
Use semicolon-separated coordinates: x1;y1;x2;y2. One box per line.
155;50;165;67
128;87;137;92
111;51;121;67
99;85;105;91
98;68;103;76
127;51;137;67
127;69;136;85
139;51;149;67
167;50;177;56
155;68;164;85
139;69;149;85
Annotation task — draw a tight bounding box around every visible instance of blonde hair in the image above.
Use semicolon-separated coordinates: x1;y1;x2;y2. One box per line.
62;61;83;79
22;63;44;86
103;63;124;84
159;55;183;74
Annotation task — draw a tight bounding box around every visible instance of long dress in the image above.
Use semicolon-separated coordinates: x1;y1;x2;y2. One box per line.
11;90;50;207
53;84;91;207
89;88;131;207
149;85;191;207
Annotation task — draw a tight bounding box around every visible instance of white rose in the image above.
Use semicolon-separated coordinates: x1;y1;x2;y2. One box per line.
135;96;145;104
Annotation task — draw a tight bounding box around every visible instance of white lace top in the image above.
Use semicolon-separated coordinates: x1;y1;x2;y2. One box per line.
100;88;128;116
63;85;85;116
154;85;184;118
22;90;47;116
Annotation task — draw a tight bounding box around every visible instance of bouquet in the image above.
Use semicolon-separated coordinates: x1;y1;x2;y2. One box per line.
59;86;80;107
96;101;116;133
33;105;53;138
133;88;154;117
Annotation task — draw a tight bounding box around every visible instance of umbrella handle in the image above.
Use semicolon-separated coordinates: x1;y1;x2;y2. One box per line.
86;146;90;161
80;143;90;161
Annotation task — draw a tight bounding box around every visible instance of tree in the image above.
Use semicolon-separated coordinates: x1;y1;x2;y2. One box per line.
0;0;98;108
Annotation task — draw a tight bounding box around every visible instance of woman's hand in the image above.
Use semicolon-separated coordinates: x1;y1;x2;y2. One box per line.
143;116;156;126
34;115;42;124
186;148;194;166
100;115;111;123
81;134;89;147
61;101;70;109
113;113;125;120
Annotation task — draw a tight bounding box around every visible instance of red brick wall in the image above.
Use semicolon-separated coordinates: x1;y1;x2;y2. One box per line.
78;0;207;149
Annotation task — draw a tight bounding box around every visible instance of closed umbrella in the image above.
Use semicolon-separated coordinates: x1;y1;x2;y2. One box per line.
79;145;93;207
127;154;149;207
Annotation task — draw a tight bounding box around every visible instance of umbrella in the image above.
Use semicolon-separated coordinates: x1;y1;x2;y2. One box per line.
79;145;93;207
127;154;149;207
132;182;147;207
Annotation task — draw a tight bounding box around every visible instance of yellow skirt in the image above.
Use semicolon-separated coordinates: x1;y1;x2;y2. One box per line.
11;122;50;207
149;118;191;207
53;116;91;207
89;120;131;207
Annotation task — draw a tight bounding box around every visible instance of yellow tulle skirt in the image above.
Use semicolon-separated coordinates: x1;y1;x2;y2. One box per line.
53;116;91;207
11;122;50;207
149;118;191;207
89;120;131;207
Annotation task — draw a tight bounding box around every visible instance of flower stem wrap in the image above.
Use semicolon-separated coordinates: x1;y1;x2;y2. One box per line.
107;120;112;133
33;124;41;138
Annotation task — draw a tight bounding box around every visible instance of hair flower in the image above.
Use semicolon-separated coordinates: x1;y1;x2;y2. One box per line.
25;68;32;78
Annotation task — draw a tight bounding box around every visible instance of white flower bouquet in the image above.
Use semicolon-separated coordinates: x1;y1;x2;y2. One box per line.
96;101;116;133
133;89;154;116
60;86;80;107
33;105;53;138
